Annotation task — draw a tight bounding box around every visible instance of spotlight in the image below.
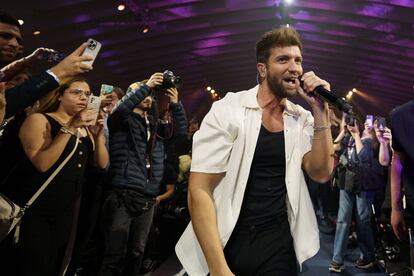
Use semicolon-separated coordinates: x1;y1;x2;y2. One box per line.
117;1;126;11
352;88;357;93
33;31;41;35
18;19;24;26
286;23;290;28
210;89;215;94
142;26;150;33
206;86;212;91
284;0;294;4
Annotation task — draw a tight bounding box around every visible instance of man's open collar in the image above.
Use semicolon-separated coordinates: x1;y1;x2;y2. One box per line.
241;85;301;118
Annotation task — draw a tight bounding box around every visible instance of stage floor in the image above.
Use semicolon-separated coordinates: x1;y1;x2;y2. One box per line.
150;229;388;276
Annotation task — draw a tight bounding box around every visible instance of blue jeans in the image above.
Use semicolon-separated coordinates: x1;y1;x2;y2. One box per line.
332;190;375;264
100;189;155;276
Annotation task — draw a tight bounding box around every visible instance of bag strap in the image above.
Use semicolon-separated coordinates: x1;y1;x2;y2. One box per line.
13;131;81;244
24;131;80;210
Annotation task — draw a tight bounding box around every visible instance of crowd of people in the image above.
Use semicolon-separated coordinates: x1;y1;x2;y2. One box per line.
0;10;413;276
0;11;191;276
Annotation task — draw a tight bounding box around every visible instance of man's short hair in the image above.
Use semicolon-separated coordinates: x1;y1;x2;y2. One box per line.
113;86;125;100
0;11;21;29
256;26;302;64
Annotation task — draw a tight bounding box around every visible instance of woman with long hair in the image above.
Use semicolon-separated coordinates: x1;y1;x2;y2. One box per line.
0;77;109;276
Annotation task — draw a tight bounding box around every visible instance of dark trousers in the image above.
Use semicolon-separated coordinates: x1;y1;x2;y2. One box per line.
99;189;155;276
68;169;106;275
224;215;298;276
0;210;72;276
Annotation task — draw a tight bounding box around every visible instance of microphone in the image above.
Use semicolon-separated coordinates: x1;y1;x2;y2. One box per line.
299;79;353;114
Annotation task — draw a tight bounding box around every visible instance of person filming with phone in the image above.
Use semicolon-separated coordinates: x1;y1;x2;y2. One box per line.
329;114;391;272
0;76;109;276
99;71;187;276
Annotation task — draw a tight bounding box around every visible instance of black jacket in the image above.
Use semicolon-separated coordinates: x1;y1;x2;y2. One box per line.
107;84;187;196
5;71;59;118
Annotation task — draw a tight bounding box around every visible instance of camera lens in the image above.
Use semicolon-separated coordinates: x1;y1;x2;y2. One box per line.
158;70;182;89
172;76;182;87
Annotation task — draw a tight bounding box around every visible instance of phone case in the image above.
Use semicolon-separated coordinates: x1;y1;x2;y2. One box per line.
100;84;114;96
366;115;374;127
378;117;386;130
87;95;101;125
82;38;102;66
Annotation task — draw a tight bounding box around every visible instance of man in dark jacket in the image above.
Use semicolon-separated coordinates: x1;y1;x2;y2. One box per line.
100;72;187;276
0;11;93;119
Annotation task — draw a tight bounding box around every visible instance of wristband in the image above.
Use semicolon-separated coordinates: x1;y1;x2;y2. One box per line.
60;126;75;136
313;124;331;131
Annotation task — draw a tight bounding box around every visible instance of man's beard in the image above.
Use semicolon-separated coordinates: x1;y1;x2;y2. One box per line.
266;71;297;99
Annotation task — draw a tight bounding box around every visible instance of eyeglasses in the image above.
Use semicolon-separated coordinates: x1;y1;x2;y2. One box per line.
66;89;92;97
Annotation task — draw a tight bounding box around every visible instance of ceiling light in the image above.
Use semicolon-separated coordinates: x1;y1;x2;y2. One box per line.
33;31;41;35
18;19;24;26
117;2;126;11
284;0;294;4
211;89;215;94
352;88;357;92
142;26;150;33
206;86;212;91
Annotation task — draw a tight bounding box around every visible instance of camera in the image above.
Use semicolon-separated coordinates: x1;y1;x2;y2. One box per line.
158;70;182;90
344;113;355;126
87;39;98;50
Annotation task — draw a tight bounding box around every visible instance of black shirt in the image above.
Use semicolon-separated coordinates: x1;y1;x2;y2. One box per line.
391;100;414;210
237;125;287;226
1;114;93;216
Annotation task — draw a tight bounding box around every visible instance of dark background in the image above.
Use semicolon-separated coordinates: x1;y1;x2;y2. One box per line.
4;0;414;120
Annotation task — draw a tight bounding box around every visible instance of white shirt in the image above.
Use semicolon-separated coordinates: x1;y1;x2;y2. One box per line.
175;85;319;275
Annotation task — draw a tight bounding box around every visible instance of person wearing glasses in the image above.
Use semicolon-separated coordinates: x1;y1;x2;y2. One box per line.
0;77;109;276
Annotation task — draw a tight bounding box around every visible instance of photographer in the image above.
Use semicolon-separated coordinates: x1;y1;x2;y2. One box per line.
330;118;376;273
100;72;187;276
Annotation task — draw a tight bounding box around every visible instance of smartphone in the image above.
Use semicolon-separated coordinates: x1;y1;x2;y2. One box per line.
100;84;114;96
366;115;374;128
82;38;101;66
377;117;386;131
87;95;102;125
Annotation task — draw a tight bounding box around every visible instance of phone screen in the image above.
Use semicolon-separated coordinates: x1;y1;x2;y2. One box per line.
366;115;374;128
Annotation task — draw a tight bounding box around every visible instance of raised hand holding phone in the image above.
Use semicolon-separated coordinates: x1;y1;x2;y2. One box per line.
49;43;94;80
100;84;114;108
86;95;102;125
82;38;101;67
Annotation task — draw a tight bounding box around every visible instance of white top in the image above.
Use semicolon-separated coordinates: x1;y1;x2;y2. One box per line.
175;85;319;276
